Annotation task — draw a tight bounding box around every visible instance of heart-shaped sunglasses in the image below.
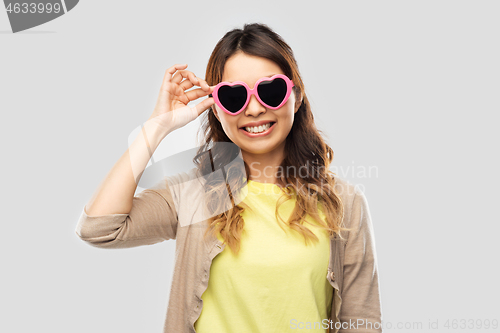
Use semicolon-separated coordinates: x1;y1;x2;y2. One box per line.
209;74;295;115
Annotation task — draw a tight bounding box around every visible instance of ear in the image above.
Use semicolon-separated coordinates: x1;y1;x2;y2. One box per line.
212;106;221;122
294;90;303;113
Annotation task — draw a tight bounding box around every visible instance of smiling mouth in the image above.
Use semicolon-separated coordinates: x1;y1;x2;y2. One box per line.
241;122;276;133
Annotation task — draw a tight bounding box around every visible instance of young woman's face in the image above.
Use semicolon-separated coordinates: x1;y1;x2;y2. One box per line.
213;52;298;156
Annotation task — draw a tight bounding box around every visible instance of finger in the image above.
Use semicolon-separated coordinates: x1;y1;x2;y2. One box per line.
197;77;211;91
157;84;190;106
172;70;199;86
162;64;188;87
180;75;210;92
175;90;190;105
179;78;195;91
192;97;215;117
185;87;212;101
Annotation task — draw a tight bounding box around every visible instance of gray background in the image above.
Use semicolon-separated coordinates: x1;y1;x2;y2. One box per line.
1;1;499;332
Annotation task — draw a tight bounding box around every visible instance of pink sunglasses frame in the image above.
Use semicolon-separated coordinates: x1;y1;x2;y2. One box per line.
211;74;295;116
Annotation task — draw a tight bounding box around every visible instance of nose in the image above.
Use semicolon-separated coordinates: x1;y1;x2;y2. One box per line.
244;93;266;117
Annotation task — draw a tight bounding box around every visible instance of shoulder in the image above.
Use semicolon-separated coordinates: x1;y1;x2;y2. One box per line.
331;174;370;232
144;167;203;209
332;174;363;206
148;167;202;191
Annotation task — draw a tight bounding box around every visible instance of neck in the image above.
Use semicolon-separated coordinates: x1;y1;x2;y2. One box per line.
241;142;286;184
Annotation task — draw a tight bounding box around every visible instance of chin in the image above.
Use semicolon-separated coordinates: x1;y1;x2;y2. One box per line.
241;142;279;155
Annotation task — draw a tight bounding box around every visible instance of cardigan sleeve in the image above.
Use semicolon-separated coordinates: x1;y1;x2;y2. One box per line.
338;188;383;332
74;181;178;249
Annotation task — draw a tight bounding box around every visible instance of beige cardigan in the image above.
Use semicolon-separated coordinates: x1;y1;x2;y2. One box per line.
75;168;383;333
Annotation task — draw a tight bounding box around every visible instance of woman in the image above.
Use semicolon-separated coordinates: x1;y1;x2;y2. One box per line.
75;23;382;333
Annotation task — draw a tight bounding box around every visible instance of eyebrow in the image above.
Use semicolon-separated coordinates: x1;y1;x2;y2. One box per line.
226;74;277;83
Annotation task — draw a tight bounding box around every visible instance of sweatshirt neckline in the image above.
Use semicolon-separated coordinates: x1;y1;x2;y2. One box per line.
246;180;289;195
247;179;280;187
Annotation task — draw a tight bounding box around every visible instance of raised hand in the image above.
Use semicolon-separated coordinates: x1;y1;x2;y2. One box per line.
147;64;215;135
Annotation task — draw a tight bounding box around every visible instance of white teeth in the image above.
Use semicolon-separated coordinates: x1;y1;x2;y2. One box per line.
245;122;272;133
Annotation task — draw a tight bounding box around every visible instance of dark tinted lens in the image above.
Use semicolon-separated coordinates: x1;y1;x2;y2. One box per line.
257;78;287;107
218;85;247;113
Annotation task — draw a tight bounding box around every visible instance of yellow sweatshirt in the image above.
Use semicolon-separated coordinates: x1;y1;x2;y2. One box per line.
195;179;333;332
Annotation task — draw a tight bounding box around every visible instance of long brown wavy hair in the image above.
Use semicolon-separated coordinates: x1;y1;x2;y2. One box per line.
194;23;348;255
